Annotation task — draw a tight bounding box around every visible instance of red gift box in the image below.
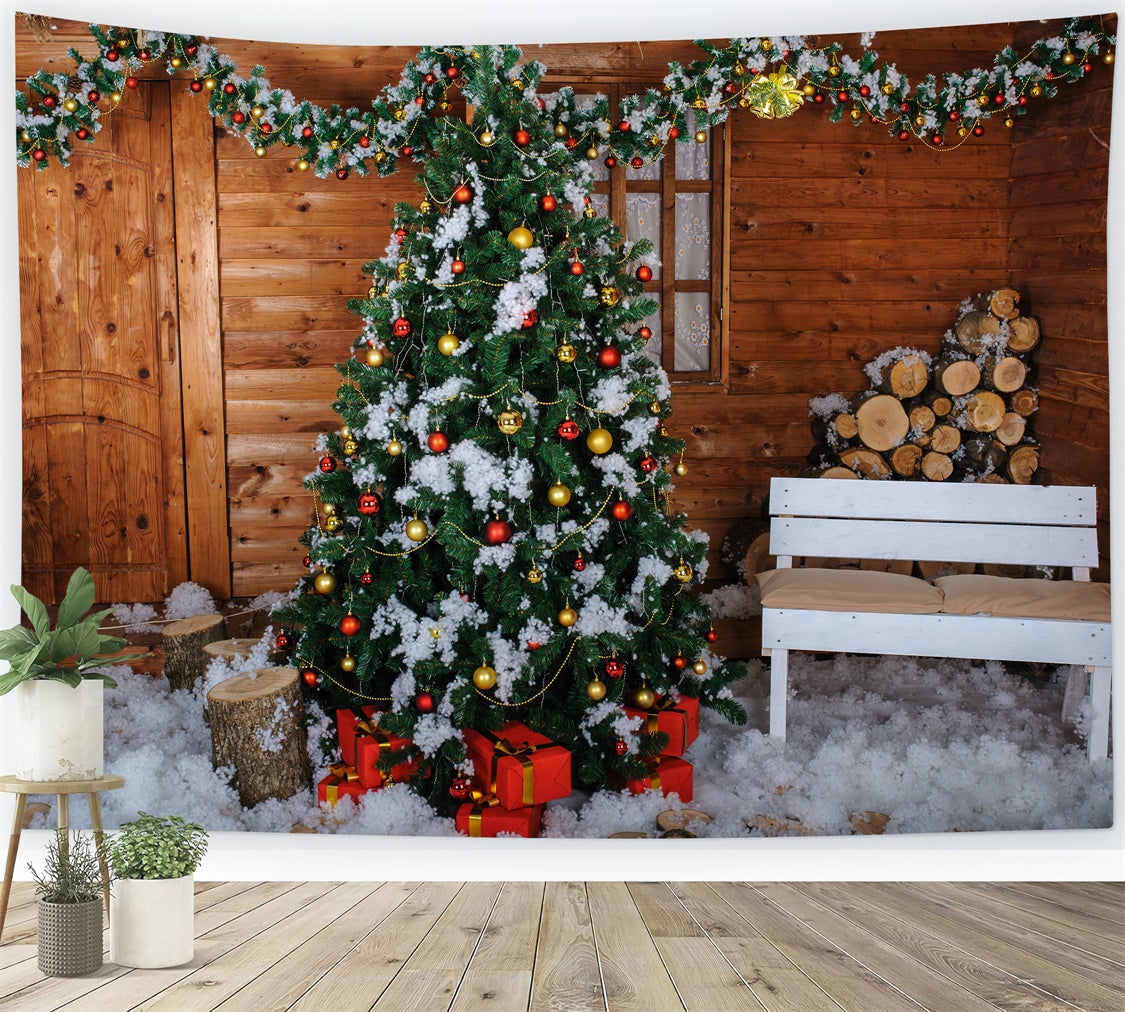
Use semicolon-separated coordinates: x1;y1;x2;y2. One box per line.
337;706;418;789
316;763;368;807
624;756;693;801
455;794;544;838
463;721;571;811
624;695;699;757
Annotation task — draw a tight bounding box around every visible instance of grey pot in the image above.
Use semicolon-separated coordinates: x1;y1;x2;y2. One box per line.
37;898;103;976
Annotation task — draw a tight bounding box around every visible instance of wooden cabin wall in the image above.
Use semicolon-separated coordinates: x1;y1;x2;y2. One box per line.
1008;15;1115;581
15;17;1113;600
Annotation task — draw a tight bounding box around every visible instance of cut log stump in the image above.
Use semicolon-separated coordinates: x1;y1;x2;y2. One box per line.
162;614;227;693
952;310;1002;355
202;639;259;665
932;358;981;397
853;394;909;452
1007;316;1041;354
207;666;311;808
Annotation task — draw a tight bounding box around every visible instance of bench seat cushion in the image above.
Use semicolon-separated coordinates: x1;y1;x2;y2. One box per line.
757;567;944;614
935;574;1111;621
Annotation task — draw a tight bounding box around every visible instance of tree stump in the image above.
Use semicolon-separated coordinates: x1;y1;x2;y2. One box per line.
162;614;227;692
202;639;258;665
207;667;311;807
853;395;909;452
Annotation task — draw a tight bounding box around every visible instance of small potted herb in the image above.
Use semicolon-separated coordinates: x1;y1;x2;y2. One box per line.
29;830;106;976
107;813;208;968
0;567;145;781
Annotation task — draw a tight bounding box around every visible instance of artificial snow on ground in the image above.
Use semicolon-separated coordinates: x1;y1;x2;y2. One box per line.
39;647;1112;839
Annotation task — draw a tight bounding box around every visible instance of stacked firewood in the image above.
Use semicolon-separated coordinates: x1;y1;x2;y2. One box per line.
806;289;1041;483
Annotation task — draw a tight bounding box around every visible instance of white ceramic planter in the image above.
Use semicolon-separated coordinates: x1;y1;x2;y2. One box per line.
110;876;195;968
11;678;104;781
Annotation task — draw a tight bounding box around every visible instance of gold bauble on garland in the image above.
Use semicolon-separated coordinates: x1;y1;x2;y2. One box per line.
367;346;385;367
313;570;337;594
387;438;403;456
472;663;497;690
586;427;613;454
324;513;344;533
598;285;620;307
340;654;356;672
692;658;708;675
547;481;572;507
406;517;429;542
557;343;577;363
673;560;694;583
507;225;534;249
527;564;543;584
497;409;523;435
586;678;607;701
632;685;656;709
558;605;578;627
437;331;460;356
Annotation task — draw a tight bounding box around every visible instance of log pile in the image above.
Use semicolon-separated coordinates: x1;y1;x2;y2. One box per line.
807;289;1041;483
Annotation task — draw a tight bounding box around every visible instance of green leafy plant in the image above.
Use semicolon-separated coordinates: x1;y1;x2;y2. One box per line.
29;830;106;904
107;813;209;880
0;567;146;695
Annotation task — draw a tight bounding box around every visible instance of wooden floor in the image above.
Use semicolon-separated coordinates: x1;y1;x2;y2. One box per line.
1;881;1122;1010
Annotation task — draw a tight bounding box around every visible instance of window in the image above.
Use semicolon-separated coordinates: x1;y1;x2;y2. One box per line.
577;86;727;385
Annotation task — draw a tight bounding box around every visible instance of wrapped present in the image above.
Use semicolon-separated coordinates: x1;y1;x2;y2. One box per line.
316;762;368;808
463;721;571;811
455;791;544;838
624;695;699;757
623;756;693;801
337;705;418;789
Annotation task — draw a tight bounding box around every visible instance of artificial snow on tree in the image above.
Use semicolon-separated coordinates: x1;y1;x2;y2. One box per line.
272;46;745;812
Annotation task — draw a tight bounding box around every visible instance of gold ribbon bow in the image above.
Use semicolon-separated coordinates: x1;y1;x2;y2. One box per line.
467;789;501;837
323;761;359;806
482;732;540;807
745;70;803;119
644;697;691;748
640;757;662;791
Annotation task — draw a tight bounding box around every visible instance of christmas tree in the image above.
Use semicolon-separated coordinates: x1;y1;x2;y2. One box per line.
274;45;746;809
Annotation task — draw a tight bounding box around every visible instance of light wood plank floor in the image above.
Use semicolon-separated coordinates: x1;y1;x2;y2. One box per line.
1;881;1121;1010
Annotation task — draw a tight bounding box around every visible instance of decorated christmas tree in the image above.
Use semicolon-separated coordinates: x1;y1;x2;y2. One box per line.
272;45;745;809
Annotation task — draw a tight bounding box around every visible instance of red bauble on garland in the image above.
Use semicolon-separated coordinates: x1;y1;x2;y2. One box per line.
452;183;473;204
521;309;539;329
615;738;629;756
636;265;653;282
357;491;382;516
673;654;687;670
557;418;580;440
611;500;633;521
638;326;653;342
339;614;362;637
275;632;290;651
484;519;512;545
449;775;473;800
706;628;719;643
451;258;466;274
539;194;557;212
573;554;587;572
639;455;658;473
301;669;319;688
570;260;585;276
605;657;625;678
514;128;531;147
427;431;450;453
335;168;349;180
597;345;622;369
414;690;436;713
360;570;373;586
318;455;336;473
392;317;413;339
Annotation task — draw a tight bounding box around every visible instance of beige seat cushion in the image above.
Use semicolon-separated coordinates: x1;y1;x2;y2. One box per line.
936;574;1111;622
757;567;945;614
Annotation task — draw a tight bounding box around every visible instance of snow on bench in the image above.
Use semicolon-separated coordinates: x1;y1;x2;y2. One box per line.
759;477;1112;762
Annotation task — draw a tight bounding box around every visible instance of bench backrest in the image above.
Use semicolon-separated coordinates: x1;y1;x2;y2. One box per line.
768;477;1099;570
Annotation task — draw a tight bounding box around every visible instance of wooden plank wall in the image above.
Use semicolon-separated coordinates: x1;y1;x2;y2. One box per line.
15;17;1113;597
1008;14;1116;581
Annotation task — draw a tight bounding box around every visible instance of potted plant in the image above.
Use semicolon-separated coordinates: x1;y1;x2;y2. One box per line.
0;567;145;780
107;812;208;968
29;829;106;976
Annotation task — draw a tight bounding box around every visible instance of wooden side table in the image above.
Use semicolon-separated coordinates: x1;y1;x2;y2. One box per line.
0;773;125;939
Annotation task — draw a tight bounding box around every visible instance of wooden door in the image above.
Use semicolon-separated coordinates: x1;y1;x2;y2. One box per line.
18;82;188;604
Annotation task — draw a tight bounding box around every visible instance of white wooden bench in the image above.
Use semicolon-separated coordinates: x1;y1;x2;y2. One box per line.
759;477;1112;762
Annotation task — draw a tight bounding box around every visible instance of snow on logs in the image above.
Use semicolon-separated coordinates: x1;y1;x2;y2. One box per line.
806;289;1041;484
162;613;227;692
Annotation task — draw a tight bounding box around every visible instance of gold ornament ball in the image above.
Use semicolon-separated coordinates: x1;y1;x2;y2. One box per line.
586;146;599;160
396;261;411;280
848;109;862;122
342;436;359;456
366;346;385;367
250;105;265;119
586;427;613;454
1062;52;1076;66
508;226;534;249
497;409;523;435
204;78;217;92
20;130;31;142
324;513;344;533
547;481;572;507
694;130;707;143
340;654;357;673
958;126;969;138
1104;52;1114;65
674;460;688;476
828;65;841;77
479;129;494;146
881;83;894;95
633;686;656;709
1004;117;1014;129
673;562;693;583
649;400;662;415
557;343;577;363
63;98;79;113
691;98;706;110
760;38;772;51
419;198;433;213
387;439;403;456
313;571;337;594
554;123;568;137
692;658;708;675
472;664;498;690
170;56;182;68
914;115;926;127
802;84;816;96
406;518;429;542
1030;84;1043;97
527;564;543;584
587;678;607;701
598;286;620;308
437;331;461;356
583;205;597;219
297;159;310;172
511;78;524;90
393;106;406;121
111;92;122;105
254;146;267;158
558;606;578;627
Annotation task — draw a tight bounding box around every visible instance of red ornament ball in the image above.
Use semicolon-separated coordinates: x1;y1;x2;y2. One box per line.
814;93;825;104
125;76;139;90
706;628;719;643
275;632;290;651
106;49;120;62
424;72;437;84
604;155;617;168
605;657;625;678
931;134;944;146
948;110;960;121
446;66;459;78
674;655;687;670
76;128;90;140
597;345;622;369
302;554;312;567
401;145;412;156
557;419;580;440
669;125;680;139
618;120;631;132
319;455;336;473
336;168;349;180
31;149;47;163
638;326;653;342
540;194;558;212
414;690;436;713
521;309;539;329
394;228;407;242
573;555;587;572
301;125;314;138
450;258;466;274
615;738;629;756
452;183;473;204
392;317;413;339
140;49;152;61
414;96;425;107
189;80;203;93
630;156;644;169
484;519;512;545
611;500;633;521
570;261;585;276
973;124;985;137
514;128;531;146
232;111;246;124
88;89;101;102
224;82;237;95
639;455;658;473
43;95;56;108
360;569;373;586
427;431;450;453
636;265;653;282
527;640;541;650
449;775;473;800
898;130;910;141
859;85;871;97
359;135;370;148
185;43;199;56
357;491;382;516
339;614;362;637
301;669;319;688
837;90;849;102
565;137;579;149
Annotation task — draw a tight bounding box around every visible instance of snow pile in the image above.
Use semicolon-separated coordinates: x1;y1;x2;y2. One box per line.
37;651;1110;839
163;581;219;620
